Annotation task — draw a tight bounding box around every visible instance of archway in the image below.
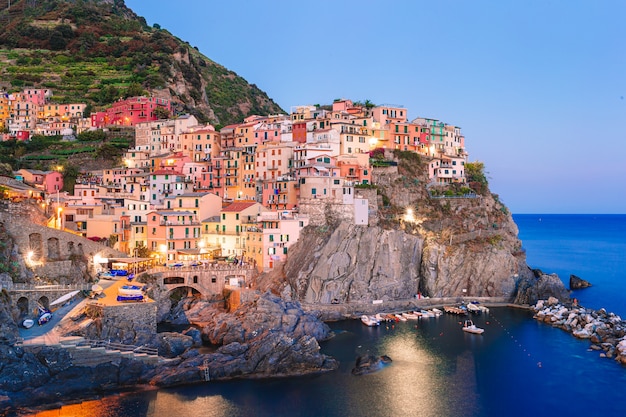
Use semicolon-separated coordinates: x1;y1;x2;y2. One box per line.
164;276;185;285
38;295;50;311
17;297;29;317
169;286;201;304
47;237;60;260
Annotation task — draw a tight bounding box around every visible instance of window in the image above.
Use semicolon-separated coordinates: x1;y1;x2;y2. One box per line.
312;188;316;195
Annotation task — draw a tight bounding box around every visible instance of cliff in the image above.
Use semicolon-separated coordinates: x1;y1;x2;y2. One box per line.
263;151;566;308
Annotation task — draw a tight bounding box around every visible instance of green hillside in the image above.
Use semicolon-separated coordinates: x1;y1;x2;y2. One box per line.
0;0;283;127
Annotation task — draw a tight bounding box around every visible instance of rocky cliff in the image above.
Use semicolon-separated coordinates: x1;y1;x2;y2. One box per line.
264;151;566;307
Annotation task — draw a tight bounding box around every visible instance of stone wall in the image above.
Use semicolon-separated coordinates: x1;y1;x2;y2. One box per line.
0;211;125;282
84;301;157;346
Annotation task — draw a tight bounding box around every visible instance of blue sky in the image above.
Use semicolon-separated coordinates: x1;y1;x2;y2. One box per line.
125;0;626;214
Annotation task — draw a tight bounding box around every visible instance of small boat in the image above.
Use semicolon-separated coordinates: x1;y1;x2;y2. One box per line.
467;303;481;314
462;319;484;335
394;313;407;322
22;319;34;329
50;290;80;307
444;305;468;315
384;314;399;322
431;308;443;316
420;309;435;318
116;294;144;302
38;312;52;325
402;311;420;320
118;285;143;296
361;315;380;326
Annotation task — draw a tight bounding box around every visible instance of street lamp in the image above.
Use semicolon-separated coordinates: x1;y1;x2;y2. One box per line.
57;206;63;230
159;244;167;265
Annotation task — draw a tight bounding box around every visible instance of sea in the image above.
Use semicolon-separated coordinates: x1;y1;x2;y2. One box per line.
16;214;626;417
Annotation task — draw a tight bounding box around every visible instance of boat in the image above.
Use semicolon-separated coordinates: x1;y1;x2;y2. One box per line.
467;303;481;314
402;311;420;320
117;285;145;302
468;301;490;314
394;313;407;321
116;294;144;302
431;308;443;316
420;309;435;318
444;305;468;315
361;315;380;326
38;311;52;325
384;314;399;322
462;319;484;335
50;290;80;307
118;285;143;296
22;318;34;329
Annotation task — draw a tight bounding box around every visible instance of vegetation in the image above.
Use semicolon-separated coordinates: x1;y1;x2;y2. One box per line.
465;161;488;195
0;0;283;126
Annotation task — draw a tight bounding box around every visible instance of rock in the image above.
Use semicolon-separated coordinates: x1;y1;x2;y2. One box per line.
351;354;392;376
182;327;203;348
570;274;592;290
514;272;570;305
157;332;194;358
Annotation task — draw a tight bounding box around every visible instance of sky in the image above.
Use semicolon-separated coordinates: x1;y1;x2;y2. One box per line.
124;0;626;214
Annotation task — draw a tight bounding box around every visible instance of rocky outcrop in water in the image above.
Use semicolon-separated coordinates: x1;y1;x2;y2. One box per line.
513;269;571;305
351;354;392;376
532;299;626;364
570;274;592;290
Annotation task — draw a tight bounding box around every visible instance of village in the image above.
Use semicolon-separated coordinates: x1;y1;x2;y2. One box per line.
1;89;469;273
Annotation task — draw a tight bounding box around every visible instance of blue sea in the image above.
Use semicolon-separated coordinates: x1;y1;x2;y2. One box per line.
17;214;626;417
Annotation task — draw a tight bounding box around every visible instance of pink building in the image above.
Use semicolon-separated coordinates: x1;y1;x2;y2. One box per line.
92;96;172;128
17;169;63;194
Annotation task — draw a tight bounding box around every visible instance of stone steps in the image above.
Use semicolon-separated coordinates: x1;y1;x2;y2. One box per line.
58;337;161;366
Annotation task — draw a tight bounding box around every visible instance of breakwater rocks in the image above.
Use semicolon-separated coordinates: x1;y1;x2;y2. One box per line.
532;298;626;364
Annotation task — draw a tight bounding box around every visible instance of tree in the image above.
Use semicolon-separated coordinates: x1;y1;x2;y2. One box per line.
154;106;170;120
124;82;145;99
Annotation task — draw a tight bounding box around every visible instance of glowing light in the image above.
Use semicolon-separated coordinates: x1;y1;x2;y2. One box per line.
404;208;415;222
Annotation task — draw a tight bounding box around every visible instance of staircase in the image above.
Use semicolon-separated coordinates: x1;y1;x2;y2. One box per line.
57;336;161;365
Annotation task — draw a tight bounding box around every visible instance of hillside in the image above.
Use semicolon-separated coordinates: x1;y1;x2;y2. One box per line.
0;0;283;126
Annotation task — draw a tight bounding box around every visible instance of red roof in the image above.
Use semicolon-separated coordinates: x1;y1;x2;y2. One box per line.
152;169;182;175
222;201;258;212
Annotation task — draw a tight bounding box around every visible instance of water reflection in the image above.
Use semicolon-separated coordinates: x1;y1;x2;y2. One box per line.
17;308;544;417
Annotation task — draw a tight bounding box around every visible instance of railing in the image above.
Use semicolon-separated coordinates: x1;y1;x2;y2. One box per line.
1;283;91;291
76;339;158;356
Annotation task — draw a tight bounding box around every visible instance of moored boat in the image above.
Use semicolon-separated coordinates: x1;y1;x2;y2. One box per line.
462;319;484;335
38;312;52;325
402;311;420;320
22;318;34;329
394;313;407;322
361;315;380;326
118;285;143;296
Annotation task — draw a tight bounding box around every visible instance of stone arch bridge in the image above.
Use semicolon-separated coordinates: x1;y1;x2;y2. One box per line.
139;264;256;298
1;283;91;318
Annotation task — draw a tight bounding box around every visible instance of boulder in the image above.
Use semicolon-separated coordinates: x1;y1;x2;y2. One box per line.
157;332;194;358
570;274;592;290
351;354;392;376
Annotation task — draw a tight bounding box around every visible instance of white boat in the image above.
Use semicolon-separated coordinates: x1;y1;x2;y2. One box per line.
50;290;80;307
361;315;380;326
118;285;143;297
22;319;34;329
420;309;435;318
467;303;481;314
462;319;484;335
402;312;420;320
431;308;443;316
38;312;52;325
